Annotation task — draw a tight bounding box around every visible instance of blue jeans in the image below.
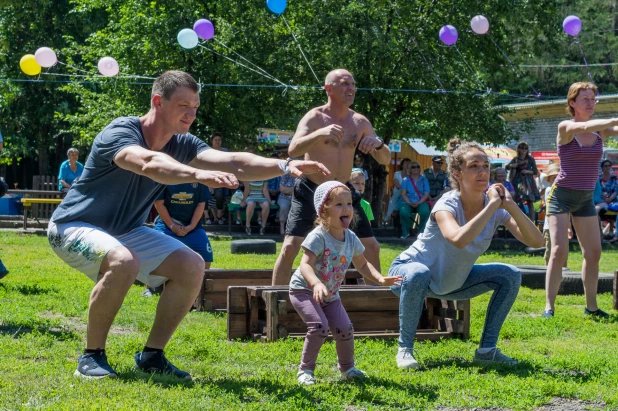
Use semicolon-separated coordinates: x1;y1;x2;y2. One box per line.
389;259;521;349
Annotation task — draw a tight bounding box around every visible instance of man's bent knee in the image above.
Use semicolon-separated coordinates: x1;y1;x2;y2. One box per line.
98;246;140;283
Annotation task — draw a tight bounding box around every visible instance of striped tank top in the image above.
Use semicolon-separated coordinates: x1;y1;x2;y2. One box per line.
555;133;602;190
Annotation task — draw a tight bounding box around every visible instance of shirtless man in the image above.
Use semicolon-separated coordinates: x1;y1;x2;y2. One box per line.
272;69;391;285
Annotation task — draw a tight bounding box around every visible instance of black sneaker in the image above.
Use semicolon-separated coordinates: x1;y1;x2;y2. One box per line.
135;351;191;380
74;352;118;379
584;308;610;318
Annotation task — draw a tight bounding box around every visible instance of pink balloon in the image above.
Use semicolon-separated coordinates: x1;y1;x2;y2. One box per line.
470;16;489;35
34;47;57;68
98;57;119;77
439;25;458;46
194;19;215;40
563;15;582;36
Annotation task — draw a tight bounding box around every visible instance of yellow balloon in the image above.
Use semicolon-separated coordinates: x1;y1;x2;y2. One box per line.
20;54;41;76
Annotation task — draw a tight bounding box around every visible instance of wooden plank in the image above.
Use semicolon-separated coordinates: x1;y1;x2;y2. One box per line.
208;278;273;292
614;270;618;311
227;287;248;314
265;291;279;342
461;300;471;339
227;313;248;340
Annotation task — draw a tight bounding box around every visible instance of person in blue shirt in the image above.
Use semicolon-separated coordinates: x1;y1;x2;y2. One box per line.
399;161;430;238
154;182;213;269
58;148;84;193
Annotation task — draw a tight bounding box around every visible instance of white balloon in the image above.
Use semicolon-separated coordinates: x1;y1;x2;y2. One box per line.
177;28;199;49
471;15;489;35
98;57;119;77
34;47;58;68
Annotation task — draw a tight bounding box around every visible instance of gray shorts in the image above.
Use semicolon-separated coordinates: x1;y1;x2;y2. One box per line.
546;186;596;217
47;221;187;287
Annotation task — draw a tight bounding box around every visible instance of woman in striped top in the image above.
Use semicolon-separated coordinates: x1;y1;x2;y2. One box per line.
544;82;618;319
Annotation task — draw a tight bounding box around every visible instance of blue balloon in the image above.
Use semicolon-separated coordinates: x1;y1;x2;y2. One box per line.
266;0;286;15
177;28;198;49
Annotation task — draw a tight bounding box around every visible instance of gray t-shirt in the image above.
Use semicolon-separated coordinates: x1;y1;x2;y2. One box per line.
290;226;365;303
51;116;209;235
398;190;511;295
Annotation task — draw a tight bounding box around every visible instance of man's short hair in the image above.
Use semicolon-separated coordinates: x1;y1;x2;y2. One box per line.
151;71;200;102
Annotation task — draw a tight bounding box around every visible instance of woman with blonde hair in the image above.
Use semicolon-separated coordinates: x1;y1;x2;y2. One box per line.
544;82;618;318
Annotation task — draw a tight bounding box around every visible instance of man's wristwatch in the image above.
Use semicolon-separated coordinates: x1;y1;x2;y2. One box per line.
375;137;385;150
278;158;294;175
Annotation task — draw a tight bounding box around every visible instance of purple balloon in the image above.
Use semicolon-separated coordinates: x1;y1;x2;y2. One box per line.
194;19;215;40
439;25;458;46
563;15;582;36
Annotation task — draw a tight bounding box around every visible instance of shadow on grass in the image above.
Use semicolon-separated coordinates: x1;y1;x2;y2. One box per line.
198;376;440;406
0;282;58;295
0;323;80;341
117;370;195;388
421;357;538;377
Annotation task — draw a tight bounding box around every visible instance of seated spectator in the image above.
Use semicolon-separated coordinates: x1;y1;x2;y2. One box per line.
354;153;369;180
58;148;84;193
204;133;230;225
241;180;271;236
349;170;374;223
597;160;617;213
491;167;516;198
424;155;447;207
384;158;411;225
399;161;430;239
267;154;281;224
277;173;296;236
148;183;213;297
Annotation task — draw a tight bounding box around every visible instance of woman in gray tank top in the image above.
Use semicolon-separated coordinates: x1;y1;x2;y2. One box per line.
388;138;543;370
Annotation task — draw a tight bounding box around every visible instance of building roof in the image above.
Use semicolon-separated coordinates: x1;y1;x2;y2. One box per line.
404;139;447;156
501;93;618;120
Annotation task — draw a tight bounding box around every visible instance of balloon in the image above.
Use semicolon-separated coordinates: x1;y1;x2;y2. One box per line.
266;0;286;15
193;19;214;40
20;54;41;76
98;57;119;77
563;15;582;36
470;15;489;34
34;47;57;68
439;25;458;46
177;28;199;49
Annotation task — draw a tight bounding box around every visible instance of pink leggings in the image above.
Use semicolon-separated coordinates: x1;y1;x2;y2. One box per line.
289;289;354;372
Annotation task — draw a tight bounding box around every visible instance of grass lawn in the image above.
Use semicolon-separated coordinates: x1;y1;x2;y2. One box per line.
0;232;617;410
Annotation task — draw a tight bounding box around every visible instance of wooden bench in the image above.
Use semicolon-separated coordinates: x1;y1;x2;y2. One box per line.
196;269;363;311
227;285;470;342
21;198;63;229
227;203;280;234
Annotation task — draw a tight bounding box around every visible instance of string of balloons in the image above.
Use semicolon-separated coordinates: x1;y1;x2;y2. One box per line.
16;3;595;100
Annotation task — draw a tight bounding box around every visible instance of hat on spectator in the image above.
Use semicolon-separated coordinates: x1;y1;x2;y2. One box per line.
314;181;348;215
546;163;560;178
432;156;443;162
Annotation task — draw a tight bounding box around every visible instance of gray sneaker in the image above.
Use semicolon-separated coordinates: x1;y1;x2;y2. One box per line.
74;352;118;379
396;347;419;369
135;351;191;380
340;367;368;381
474;348;519;365
297;369;316;385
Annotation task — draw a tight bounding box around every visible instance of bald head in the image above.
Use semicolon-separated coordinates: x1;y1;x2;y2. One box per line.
325;69;353;86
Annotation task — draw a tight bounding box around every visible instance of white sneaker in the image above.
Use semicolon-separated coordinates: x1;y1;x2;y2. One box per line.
396;347;419;369
297;370;316;385
340;367;368;381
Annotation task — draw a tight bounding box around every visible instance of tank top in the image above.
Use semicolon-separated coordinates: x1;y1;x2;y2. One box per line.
555;133;602;190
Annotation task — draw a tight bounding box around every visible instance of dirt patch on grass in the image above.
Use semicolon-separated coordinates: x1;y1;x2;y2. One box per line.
435;397;606;411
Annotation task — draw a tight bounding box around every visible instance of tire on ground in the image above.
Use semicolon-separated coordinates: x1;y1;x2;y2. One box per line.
231;239;277;255
517;266;571;290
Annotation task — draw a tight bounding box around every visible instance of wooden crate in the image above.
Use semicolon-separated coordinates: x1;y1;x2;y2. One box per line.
227;285;470;342
197;269;363;311
614;270;618;310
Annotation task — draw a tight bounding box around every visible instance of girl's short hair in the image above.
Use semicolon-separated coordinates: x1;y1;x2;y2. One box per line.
447;138;487;191
314;186;356;229
566;82;598;116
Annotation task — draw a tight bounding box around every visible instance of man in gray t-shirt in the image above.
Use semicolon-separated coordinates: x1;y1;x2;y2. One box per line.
48;70;329;380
